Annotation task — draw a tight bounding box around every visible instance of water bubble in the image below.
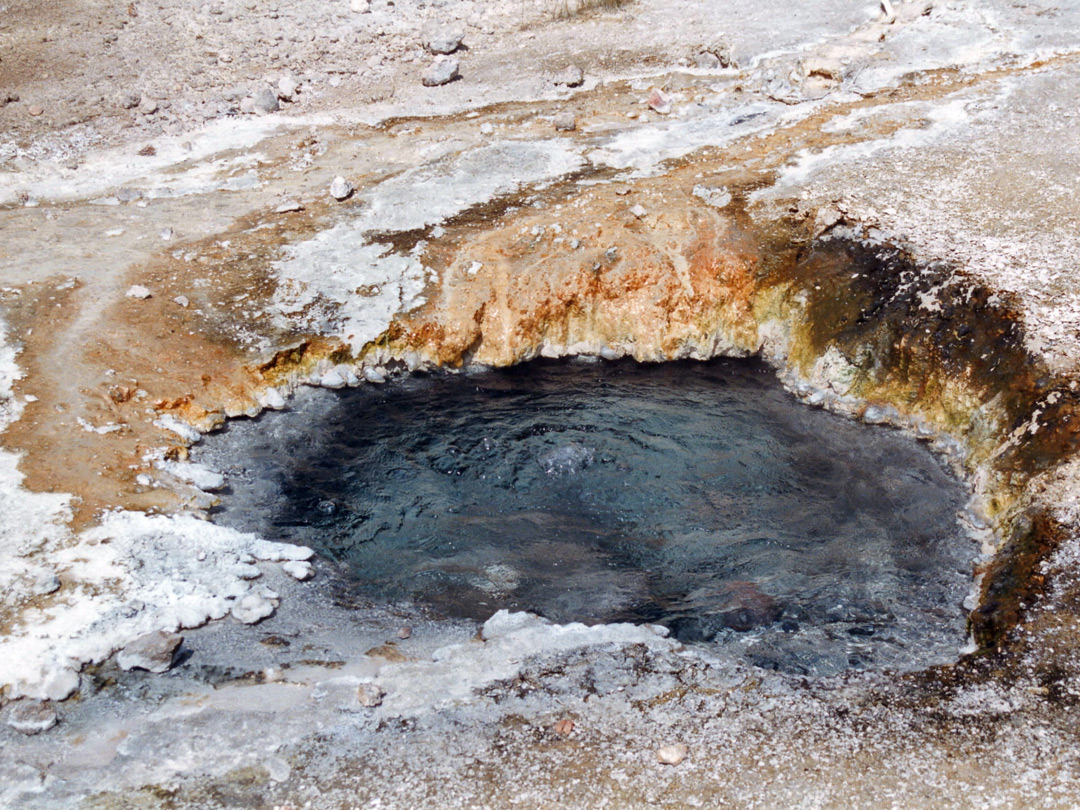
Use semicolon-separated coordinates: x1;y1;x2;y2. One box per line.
537;442;595;476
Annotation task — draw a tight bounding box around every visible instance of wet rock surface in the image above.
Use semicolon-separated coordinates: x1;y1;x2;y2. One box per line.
201;358;974;677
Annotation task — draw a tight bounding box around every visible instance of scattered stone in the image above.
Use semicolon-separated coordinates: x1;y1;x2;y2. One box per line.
116;187;142;203
813;204;844;236
28;104;44;117
126;285;152;299
357;683;385;707
553;65;584;87
6;701;57;735
0;91;20;107
630;203;648;219
232;590;276;624
252;86;280;115
174;295;190;307
138;96;158;115
329;176;354;201
656;743;688;765
397;626;412;640
697;39;736;69
265;757;291;783
426;27;465;55
553;112;577;132
553;719;575;736
259;387;287;409
278;75;299;102
116;630;183;673
480;122;494;136
160;227;175;240
33;571;61;595
692;184;732;209
647;88;671;115
422;56;460;87
695;51;722;69
275;199;304;213
363;367;387;384
282;560;314;580
365;642;407;662
350;0;371;12
120;93;140;110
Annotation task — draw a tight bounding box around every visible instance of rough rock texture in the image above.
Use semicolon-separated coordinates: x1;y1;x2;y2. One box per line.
422;56;461;87
115;631;183;673
5;701;57;735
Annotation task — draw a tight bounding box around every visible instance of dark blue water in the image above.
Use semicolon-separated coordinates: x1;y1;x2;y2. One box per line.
201;358;976;676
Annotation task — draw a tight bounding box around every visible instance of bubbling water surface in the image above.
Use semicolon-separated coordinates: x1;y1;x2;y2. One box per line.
201;358;976;676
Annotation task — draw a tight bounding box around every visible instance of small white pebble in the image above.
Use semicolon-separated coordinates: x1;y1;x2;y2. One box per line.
126;285;152;299
656;744;688;765
282;560;314;580
357;683;385;708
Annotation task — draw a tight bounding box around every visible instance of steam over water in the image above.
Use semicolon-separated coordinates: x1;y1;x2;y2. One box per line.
202;358;976;676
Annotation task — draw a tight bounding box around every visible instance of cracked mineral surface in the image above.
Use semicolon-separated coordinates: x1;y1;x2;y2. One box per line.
3;0;1080;807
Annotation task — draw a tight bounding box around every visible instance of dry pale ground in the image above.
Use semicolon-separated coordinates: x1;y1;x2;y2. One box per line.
2;0;1080;807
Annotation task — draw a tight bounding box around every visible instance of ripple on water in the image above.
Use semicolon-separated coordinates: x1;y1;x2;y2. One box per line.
199;358;976;677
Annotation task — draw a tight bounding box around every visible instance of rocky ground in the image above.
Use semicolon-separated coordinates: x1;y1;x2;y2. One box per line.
3;0;1080;807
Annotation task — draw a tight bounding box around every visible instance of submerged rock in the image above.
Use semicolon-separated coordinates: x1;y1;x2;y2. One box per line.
718;581;782;632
